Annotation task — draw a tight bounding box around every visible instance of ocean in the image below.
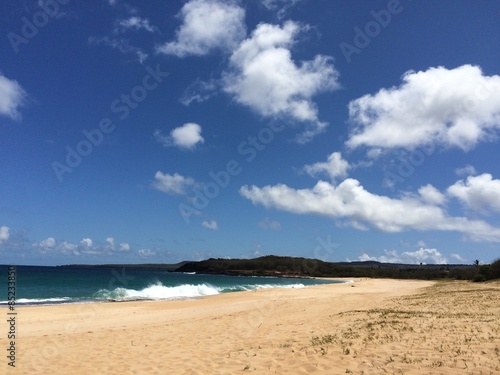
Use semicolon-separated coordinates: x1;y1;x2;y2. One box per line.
1;265;344;305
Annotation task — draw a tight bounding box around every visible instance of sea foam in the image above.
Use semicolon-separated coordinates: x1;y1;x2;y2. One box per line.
0;297;73;305
93;282;306;301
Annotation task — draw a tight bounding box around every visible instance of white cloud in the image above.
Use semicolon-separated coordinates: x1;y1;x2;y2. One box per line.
447;173;500;214
116;17;156;33
139;248;156;258
418;184;446;205
455;164;477;177
0;74;28;121
358;248;449;265
359;250;403;263
304;152;349;181
80;238;93;248
157;0;246;57
180;78;219;106
402;248;449;264
257;217;282;230
152;171;195;195
119;243;130;251
34;235;132;256
0;226;11;244
347;65;500;151
240;178;500;242
202;220;219;230
261;0;303;19
172;123;204;148
88;36;148;63
223;21;340;142
154;123;204;149
39;237;56;249
105;237;115;249
59;241;78;254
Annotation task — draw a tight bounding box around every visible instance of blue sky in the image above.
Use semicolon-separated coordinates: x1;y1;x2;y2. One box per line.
1;0;500;266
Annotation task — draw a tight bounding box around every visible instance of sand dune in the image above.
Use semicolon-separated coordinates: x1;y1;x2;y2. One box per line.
13;278;500;374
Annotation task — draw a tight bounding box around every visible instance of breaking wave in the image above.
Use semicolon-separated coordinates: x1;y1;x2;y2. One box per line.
93;282;306;302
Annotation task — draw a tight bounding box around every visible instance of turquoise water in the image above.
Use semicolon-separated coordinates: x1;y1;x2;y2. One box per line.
0;265;343;305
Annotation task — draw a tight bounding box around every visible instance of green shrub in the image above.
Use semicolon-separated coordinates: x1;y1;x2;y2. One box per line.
487;259;500;280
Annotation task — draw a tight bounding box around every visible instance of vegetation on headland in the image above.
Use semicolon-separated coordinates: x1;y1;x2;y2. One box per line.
175;255;500;281
60;255;500;281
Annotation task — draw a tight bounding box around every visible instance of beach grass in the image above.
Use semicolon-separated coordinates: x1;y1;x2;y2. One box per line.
300;280;500;374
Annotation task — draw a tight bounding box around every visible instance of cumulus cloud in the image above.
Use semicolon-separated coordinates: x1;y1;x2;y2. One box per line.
39;237;56;249
0;226;11;244
35;235;133;256
0;74;28;121
223;21;340;142
202;220;219;230
119;243;131;251
152;172;195;195
240;178;500;242
157;0;246;57
418;184;446;205
154;123;204;149
59;241;78;255
257;217;282;230
37;238;80;255
447;173;500;214
80;238;93;248
304;152;350;181
358;248;449;265
347;65;500;151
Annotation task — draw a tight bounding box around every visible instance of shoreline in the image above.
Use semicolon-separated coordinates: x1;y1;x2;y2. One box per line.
12;279;500;374
9;276;350;308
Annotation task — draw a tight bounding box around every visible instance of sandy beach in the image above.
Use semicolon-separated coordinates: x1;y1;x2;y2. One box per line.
10;278;500;374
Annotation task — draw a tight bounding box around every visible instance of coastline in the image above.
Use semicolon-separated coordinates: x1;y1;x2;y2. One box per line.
12;278;500;374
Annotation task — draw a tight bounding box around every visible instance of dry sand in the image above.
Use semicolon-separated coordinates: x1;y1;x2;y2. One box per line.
10;278;500;374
